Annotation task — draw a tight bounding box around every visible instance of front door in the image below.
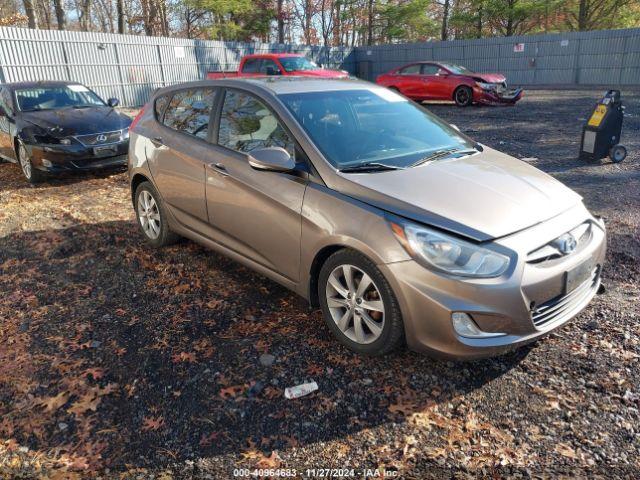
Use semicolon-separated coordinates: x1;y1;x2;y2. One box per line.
205;88;306;281
146;87;218;223
0;87;16;161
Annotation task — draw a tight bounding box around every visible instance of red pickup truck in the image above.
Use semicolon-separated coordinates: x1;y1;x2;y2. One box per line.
207;53;348;79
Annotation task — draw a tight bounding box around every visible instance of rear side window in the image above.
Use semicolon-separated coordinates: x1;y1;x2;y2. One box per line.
399;64;420;75
241;58;261;73
218;89;294;156
162;88;216;139
154;94;170;121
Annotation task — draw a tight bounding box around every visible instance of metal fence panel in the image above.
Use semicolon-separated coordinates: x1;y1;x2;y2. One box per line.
0;27;355;106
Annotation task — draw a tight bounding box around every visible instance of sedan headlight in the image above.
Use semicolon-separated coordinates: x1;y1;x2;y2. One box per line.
390;221;510;278
476;81;497;91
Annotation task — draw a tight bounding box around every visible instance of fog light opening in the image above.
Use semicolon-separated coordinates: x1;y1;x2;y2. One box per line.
41;159;53;168
451;312;506;339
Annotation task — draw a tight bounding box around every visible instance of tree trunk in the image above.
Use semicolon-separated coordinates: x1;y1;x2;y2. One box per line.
79;0;92;31
53;0;65;30
366;0;373;45
476;3;482;38
277;0;284;43
117;0;125;33
578;0;587;30
441;0;450;41
22;0;39;28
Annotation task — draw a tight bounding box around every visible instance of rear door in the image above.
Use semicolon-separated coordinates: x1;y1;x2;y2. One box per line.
146;87;217;223
205;88;306;281
395;64;423;97
417;63;444;99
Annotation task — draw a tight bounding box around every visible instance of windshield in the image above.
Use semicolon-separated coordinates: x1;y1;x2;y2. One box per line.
279;88;475;169
279;57;319;72
15;85;105;112
441;64;475;75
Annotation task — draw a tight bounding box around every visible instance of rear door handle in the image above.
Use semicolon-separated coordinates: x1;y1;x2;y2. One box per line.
150;136;163;147
209;162;229;176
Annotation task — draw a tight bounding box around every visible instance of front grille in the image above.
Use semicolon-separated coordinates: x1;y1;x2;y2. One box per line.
531;267;600;328
75;130;124;146
527;222;592;264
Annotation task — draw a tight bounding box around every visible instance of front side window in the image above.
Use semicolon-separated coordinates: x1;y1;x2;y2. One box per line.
15;85;104;112
421;64;440;75
162;88;216;139
279;56;319;72
260;59;281;75
218;89;294;155
280;88;474;169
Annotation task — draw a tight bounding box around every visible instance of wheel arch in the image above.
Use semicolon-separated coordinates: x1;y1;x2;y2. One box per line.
130;172;150;205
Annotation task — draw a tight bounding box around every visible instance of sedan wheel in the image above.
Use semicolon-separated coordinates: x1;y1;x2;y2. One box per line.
134;181;179;247
318;249;404;356
138;190;161;240
326;264;385;345
454;86;473;107
18;144;42;183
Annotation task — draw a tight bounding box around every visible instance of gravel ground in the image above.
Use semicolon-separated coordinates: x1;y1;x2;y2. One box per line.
0;90;638;479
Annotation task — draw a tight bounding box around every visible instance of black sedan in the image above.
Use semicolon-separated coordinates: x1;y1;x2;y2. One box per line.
0;81;131;183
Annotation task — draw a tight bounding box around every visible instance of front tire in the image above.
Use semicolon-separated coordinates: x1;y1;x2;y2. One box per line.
18;143;43;184
134;181;178;247
454;86;473;107
318;249;404;356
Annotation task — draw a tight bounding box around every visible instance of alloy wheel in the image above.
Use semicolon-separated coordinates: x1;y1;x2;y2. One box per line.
455;88;470;106
18;144;32;179
137;190;161;240
325;264;385;345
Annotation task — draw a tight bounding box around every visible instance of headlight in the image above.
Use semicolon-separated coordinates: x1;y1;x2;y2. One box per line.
476;82;496;91
121;127;130;139
390;221;510;278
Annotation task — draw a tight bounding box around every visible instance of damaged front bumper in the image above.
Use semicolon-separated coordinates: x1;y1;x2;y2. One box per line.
474;86;524;106
26;140;129;173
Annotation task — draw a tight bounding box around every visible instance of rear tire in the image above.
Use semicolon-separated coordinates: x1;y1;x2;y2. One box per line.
454;86;473;107
134;181;179;247
318;249;404;356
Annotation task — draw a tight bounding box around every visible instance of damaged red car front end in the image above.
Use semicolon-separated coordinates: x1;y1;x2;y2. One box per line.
472;73;524;105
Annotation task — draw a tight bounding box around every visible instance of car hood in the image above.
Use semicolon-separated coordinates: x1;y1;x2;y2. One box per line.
292;69;348;78
21;107;131;136
333;147;582;241
473;73;507;83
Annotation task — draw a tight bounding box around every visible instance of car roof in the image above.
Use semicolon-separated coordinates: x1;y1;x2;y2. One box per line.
3;80;86;90
243;53;305;59
157;76;377;96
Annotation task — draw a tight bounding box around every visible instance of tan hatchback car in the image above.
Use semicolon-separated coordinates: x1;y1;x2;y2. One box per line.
128;77;606;359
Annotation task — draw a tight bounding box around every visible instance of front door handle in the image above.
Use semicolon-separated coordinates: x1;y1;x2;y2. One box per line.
150;136;163;147
210;162;229;176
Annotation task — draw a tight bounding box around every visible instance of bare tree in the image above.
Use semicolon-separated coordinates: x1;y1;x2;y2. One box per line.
277;0;285;43
53;0;65;29
22;0;39;28
116;0;124;33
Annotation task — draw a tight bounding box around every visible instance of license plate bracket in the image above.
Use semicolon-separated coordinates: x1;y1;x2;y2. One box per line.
565;261;594;294
93;145;117;157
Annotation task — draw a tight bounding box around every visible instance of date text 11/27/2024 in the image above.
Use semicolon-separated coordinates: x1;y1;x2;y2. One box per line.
233;468;399;478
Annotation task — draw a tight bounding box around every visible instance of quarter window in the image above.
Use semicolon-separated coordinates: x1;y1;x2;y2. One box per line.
218;90;294;156
154;94;170;121
162;88;216;139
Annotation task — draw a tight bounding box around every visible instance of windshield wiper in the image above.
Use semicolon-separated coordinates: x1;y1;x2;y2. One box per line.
339;162;402;173
409;147;478;168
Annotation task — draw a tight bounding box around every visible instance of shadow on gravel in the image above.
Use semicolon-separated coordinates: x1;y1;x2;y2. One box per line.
0;161;126;193
0;219;530;471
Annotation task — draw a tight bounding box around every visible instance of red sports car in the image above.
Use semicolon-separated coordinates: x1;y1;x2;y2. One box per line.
376;62;523;107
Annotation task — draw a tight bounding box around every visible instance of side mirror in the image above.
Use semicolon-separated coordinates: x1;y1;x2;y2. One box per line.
107;98;120;107
248;147;295;172
0;105;7;117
